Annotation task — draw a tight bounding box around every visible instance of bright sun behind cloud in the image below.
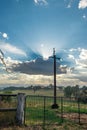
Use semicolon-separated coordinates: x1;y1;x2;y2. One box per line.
39;44;53;59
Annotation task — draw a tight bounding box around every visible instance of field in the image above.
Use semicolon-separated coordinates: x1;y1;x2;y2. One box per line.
0;89;87;130
12;89;64;97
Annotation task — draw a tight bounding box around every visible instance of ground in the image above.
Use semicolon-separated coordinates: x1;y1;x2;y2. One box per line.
0;123;87;130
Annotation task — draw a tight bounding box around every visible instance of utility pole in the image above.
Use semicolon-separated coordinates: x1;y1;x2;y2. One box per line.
50;48;61;109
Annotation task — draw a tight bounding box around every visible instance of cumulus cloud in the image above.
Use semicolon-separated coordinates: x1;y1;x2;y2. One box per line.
75;49;87;68
79;49;87;60
4;57;21;72
0;42;26;56
34;0;48;6
1;47;87;86
11;57;67;75
68;54;75;60
0;49;7;71
78;0;87;9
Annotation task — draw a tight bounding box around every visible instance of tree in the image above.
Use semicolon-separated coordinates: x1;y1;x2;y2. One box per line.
64;86;72;98
72;85;79;99
78;86;87;104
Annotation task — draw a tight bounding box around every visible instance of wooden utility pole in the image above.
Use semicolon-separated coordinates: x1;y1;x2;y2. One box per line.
50;48;61;109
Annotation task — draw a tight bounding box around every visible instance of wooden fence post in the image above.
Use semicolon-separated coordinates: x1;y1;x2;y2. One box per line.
16;93;25;125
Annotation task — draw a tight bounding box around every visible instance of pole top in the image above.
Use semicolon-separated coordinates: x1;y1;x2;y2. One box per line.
53;48;55;56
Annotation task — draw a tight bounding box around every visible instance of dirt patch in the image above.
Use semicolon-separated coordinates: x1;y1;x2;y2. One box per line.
62;113;87;123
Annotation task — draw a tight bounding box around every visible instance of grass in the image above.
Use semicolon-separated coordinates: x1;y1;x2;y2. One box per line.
0;95;17;126
12;89;64;97
25;107;63;125
0;89;87;129
25;95;87;128
0;111;16;126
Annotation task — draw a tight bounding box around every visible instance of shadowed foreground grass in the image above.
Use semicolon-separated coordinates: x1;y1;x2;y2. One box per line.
0;111;16;126
0;122;87;130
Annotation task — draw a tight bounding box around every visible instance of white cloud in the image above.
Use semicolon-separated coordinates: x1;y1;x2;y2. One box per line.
34;0;48;5
2;33;8;39
79;49;87;60
4;57;21;72
68;54;75;59
67;4;71;8
69;48;82;52
0;72;53;86
75;49;87;68
5;57;21;66
69;48;77;52
0;32;8;39
0;42;27;56
83;14;86;18
82;14;87;19
34;0;38;3
78;0;87;9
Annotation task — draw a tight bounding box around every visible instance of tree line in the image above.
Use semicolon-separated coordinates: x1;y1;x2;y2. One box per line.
64;85;87;104
1;84;87;104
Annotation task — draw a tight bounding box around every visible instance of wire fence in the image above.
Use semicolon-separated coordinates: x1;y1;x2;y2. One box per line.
0;94;87;127
0;94;17;126
25;95;87;126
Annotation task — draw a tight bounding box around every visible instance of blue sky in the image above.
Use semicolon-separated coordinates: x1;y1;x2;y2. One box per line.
0;0;87;87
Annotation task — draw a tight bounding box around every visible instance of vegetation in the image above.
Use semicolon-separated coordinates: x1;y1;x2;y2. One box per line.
78;86;87;104
0;91;13;103
64;85;87;104
0;85;87;129
0;122;86;130
64;86;73;98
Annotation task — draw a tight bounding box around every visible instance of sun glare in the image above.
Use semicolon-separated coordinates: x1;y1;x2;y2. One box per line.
40;44;53;59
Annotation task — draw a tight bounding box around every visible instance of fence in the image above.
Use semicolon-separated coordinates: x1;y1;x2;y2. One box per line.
0;94;87;127
0;93;25;126
25;95;87;126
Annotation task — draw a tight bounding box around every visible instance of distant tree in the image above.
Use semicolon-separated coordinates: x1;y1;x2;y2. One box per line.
72;85;79;99
78;86;87;104
58;86;64;91
49;84;53;89
64;86;72;98
33;87;37;93
82;86;87;94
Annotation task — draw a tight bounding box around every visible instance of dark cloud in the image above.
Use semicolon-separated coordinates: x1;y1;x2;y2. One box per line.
77;76;87;82
11;58;67;75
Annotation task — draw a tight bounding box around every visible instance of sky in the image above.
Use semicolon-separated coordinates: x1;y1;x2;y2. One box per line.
0;0;87;88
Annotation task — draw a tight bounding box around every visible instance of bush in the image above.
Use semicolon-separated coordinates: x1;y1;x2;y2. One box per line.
1;91;12;103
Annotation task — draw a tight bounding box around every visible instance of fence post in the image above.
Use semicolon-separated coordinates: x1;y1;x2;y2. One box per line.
43;96;46;127
16;93;26;125
78;98;80;124
61;97;63;123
